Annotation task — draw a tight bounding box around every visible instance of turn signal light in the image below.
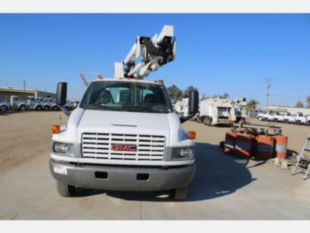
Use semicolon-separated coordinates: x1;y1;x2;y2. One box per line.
51;125;61;134
188;131;196;140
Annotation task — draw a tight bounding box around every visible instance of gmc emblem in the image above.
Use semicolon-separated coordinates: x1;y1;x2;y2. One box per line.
111;144;137;152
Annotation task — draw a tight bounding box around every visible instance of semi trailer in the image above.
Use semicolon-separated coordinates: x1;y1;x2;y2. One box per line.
49;25;199;200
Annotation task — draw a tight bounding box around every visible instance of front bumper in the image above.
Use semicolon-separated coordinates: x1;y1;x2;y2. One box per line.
49;159;195;191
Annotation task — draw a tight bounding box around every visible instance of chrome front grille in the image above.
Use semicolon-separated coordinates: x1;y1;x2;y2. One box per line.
82;133;165;161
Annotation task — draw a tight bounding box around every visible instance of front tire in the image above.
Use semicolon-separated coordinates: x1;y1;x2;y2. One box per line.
19;105;26;111
204;117;212;126
52;106;60;111
43;105;50;111
35;105;43;111
173;186;188;201
1;105;9;112
57;181;75;197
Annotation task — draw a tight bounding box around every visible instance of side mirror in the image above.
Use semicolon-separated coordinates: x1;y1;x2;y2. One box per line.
56;82;67;106
188;90;199;114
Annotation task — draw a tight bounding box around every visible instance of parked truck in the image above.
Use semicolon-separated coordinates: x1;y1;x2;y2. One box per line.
43;97;59;111
174;98;190;118
291;112;308;125
26;96;44;111
49;25;199;200
198;97;238;126
10;95;27;111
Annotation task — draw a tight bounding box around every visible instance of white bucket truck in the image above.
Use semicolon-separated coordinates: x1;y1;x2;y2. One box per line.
49;25;199;200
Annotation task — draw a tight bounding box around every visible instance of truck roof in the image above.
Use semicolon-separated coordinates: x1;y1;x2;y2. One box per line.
90;78;164;85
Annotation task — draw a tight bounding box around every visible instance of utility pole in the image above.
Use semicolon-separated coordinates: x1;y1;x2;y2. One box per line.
265;77;272;110
23;80;26;91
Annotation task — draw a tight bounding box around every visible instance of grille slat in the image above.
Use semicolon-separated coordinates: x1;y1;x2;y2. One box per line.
81;133;165;161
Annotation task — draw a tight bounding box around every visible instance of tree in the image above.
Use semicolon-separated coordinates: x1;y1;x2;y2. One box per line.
167;85;183;102
295;100;304;108
222;93;229;98
306;96;310;108
201;93;208;100
183;86;198;97
246;99;259;111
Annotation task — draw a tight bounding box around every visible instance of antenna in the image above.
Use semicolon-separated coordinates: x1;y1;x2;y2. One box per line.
265;77;272;110
79;72;105;88
79;73;89;88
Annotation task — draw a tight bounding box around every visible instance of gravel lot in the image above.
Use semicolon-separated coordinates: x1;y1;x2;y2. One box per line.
0;112;309;219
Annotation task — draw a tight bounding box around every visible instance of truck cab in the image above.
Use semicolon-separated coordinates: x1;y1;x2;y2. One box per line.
10;95;27;111
293;112;307;125
49;79;198;200
43;97;59;111
26;96;44;111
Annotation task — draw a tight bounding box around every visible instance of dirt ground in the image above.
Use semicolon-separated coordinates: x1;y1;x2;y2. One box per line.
0;111;66;175
0;111;309;219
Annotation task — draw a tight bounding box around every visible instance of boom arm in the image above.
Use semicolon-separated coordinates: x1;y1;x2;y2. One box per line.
115;25;176;79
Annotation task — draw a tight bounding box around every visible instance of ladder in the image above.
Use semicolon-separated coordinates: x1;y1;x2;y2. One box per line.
292;135;310;179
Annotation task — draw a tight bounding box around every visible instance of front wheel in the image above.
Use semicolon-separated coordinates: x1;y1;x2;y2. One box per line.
19;105;26;111
57;181;75;197
173;186;188;201
35;105;43;111
1;105;9;112
52;106;60;111
43;105;50;111
206;117;213;126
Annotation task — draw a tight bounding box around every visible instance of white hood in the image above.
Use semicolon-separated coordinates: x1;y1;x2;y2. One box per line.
78;109;170;136
53;108;182;146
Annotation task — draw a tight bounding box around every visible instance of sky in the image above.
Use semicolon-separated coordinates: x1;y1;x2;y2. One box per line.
0;14;309;107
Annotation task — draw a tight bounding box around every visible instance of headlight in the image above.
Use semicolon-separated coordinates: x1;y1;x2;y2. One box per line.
53;142;70;154
172;147;194;159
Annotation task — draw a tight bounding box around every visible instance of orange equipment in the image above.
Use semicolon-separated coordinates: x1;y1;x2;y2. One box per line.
255;135;275;160
235;133;253;158
274;135;288;160
224;131;237;154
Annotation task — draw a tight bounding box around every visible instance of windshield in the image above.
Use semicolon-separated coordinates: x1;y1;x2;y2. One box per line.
80;81;172;113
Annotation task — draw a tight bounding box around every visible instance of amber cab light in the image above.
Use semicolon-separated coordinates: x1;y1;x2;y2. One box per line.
51;125;61;134
188;131;196;140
